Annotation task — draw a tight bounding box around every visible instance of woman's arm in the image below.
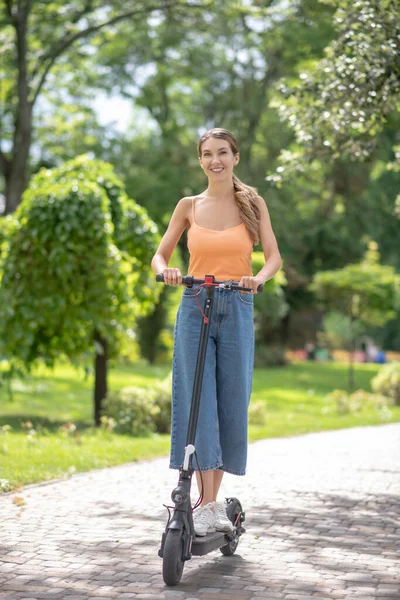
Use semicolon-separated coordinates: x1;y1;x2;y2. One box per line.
151;197;191;285
239;197;282;292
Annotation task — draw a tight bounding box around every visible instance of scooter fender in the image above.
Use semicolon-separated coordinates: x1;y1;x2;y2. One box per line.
168;504;191;532
167;518;184;531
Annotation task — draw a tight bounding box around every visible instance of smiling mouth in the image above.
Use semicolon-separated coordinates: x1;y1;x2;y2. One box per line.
210;167;224;172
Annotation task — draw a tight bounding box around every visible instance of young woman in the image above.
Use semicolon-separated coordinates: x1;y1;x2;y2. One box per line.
151;128;281;536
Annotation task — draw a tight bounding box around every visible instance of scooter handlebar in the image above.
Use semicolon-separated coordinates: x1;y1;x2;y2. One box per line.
156;273;264;294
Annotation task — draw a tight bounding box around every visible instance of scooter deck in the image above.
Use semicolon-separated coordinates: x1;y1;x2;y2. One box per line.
191;531;230;556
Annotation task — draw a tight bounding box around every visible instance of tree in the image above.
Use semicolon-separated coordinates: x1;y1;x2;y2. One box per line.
275;0;400;169
252;251;288;344
0;215;14;272
0;156;159;424
0;0;221;214
311;242;400;389
105;0;335;221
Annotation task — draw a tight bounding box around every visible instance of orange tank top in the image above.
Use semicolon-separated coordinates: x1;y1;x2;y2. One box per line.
187;197;253;281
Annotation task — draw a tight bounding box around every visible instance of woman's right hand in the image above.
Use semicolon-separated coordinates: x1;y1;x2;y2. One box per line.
162;268;183;286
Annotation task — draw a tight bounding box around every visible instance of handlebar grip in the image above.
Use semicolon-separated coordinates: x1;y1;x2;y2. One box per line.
156;273;194;286
257;284;264;293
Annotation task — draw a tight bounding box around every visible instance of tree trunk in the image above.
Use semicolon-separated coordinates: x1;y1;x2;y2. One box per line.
348;337;356;393
4;95;33;214
4;148;31;214
2;1;33;214
94;330;108;427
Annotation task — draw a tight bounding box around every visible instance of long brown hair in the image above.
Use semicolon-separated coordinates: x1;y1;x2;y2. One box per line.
197;128;261;244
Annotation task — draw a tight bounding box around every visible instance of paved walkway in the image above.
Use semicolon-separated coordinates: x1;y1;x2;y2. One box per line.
0;423;399;600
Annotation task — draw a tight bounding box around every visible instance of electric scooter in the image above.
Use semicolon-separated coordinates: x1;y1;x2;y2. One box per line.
156;274;263;586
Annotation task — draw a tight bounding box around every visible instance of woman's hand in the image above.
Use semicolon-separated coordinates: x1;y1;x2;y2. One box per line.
238;276;264;294
162;267;183;286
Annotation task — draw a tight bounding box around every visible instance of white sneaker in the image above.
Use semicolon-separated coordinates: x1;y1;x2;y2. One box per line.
214;501;234;532
193;503;216;536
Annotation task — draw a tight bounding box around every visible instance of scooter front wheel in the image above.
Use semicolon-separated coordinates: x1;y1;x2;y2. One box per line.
162;529;185;586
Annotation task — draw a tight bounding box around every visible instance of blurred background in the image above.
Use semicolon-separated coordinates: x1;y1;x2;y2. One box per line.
0;0;399;488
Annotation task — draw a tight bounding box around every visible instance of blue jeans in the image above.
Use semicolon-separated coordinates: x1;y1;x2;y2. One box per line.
170;285;255;476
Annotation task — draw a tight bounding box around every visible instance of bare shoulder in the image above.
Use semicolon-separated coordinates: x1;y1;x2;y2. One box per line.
176;196;193;212
255;194;269;213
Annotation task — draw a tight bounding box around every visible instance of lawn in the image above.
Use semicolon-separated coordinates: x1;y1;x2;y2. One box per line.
1;360;399;490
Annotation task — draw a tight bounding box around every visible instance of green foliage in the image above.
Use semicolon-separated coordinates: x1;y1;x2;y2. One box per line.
38;155;160;311
311;244;400;327
320;312;365;350
0;179;116;364
102;386;159;436
2;360;400;488
267;1;400;347
371;362;400;406
101;1;335;224
324;387;391;415
248;400;266;426
254;344;288;368
136;246;183;363
0;478;12;493
0;216;16;275
252;252;288;345
151;371;172;434
102;371;172;435
0;156;160;368
276;0;400;167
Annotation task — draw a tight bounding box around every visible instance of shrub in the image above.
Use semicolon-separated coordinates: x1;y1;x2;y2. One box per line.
324;388;392;414
248;400;266;425
0;479;12;493
254;344;287;367
371;362;400;406
103;386;158;436
102;371;172;436
152;372;172;434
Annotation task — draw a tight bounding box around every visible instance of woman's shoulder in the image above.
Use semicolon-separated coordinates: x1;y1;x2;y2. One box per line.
175;196;193;215
176;194;206;213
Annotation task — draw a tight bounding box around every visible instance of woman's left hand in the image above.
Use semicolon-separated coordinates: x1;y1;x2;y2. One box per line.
238;276;264;294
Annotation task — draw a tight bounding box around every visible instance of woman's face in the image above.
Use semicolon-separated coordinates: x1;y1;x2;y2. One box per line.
199;137;239;181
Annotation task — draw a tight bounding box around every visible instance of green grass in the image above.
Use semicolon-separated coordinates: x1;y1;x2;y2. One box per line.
249;361;399;439
1;361;399;490
0;362;170;428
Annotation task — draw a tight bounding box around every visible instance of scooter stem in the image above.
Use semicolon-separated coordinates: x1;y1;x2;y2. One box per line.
184;280;215;467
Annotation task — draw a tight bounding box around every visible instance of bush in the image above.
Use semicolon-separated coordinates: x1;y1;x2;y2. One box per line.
102;371;172;436
248;400;266;425
152;372;172;433
0;479;12;493
371;362;400;406
324;388;392;415
103;386;158;436
254;344;287;367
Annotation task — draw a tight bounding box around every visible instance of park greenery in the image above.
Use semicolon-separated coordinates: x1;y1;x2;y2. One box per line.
1;0;400;489
311;241;400;388
1;361;399;490
0;156;160;423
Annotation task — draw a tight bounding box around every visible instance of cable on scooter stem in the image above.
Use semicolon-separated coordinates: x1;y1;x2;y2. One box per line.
156;273;264;294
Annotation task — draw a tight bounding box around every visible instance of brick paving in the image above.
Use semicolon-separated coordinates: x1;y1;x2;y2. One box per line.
0;423;399;600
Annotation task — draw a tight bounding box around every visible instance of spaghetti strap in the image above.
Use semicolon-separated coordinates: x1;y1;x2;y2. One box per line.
191;196;195;223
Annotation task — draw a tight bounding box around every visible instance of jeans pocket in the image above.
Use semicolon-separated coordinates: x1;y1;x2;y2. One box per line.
182;285;202;299
238;292;254;306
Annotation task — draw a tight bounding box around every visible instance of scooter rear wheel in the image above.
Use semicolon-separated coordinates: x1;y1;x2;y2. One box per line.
162;529;185;586
220;498;243;556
